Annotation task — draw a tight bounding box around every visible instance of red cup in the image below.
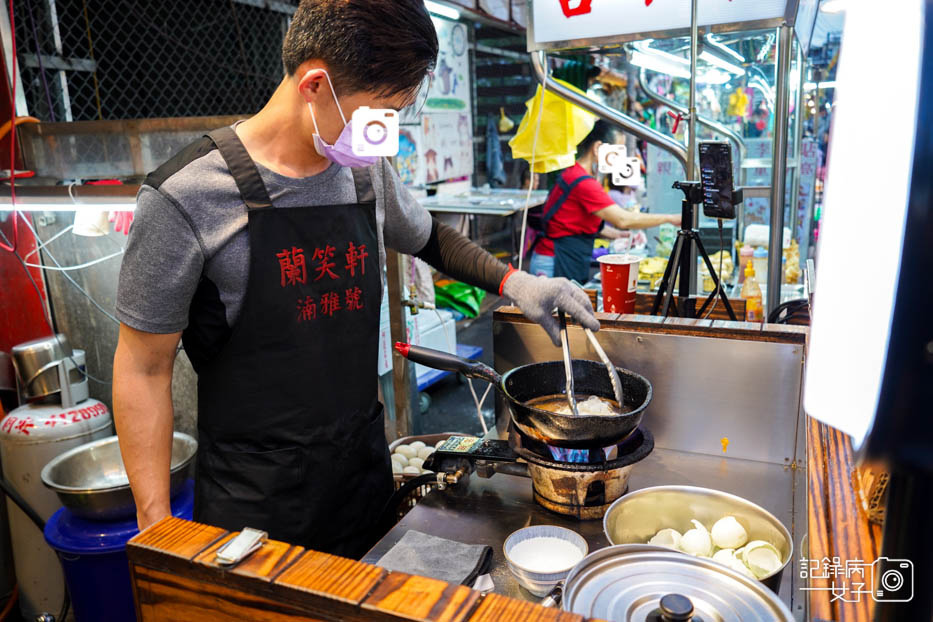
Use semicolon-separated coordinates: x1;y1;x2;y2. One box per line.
598;254;641;314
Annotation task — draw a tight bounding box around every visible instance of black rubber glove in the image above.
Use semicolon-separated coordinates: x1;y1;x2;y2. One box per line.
502;271;600;346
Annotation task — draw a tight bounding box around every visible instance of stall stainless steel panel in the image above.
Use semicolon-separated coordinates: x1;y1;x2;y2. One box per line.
493;319;805;466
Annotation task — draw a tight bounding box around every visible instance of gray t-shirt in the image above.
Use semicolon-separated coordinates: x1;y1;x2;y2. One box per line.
116;141;432;335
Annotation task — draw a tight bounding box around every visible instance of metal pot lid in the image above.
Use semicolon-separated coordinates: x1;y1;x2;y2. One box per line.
563;545;793;622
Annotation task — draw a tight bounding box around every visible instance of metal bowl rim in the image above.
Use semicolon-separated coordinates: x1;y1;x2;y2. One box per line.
40;432;197;494
501;360;654;422
601;484;794;581
503;524;590;577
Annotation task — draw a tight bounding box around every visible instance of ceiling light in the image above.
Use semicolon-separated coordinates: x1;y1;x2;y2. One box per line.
629;50;690;79
704;34;746;63
699;50;745;75
425;0;460;20
1;202;137;212
820;0;846;14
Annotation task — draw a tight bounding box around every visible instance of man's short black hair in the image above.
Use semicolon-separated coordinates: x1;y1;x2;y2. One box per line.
282;0;439;99
577;120;617;159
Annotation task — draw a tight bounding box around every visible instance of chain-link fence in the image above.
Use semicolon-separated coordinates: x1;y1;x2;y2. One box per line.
13;0;298;122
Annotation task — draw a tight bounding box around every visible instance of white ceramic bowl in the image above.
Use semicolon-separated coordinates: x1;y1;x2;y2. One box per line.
503;525;588;597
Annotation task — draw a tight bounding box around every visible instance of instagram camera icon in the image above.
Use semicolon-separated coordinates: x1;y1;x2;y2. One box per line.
872;558;914;603
352;107;399;157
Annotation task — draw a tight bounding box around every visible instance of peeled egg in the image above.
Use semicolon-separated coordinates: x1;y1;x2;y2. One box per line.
648;528;682;550
410;441;426;450
680;519;713;557
395;445;417;459
421;468;434;474
417;447;434;460
391;453;409;467
711;516;748;549
402;466;421;475
391;461;403;474
408;457;425;470
712;548;756;578
743;541;783;579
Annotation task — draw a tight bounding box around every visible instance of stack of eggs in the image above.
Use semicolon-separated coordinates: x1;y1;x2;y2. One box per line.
391;440;445;476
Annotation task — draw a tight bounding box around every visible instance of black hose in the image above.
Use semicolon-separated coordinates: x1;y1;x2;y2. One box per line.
56;587;70;622
0;476;45;532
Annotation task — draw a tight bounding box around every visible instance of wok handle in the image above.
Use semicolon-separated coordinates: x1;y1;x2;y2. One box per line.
394;343;501;386
539;581;564;608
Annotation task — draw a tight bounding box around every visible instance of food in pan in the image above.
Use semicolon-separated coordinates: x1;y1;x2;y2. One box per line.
646;515;779;579
525;394;629;417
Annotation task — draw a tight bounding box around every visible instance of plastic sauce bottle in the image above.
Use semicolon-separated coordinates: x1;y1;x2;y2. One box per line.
741;262;763;323
738;244;754;283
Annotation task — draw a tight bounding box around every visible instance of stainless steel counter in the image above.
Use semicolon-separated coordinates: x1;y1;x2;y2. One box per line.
363;445;804;619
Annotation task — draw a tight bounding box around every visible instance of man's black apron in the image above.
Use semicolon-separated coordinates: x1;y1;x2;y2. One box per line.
544;173;599;284
187;127;391;559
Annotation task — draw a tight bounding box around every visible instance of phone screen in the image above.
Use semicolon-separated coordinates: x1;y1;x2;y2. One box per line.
699;142;736;219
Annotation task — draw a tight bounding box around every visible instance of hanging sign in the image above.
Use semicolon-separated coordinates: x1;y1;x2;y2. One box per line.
529;0;790;50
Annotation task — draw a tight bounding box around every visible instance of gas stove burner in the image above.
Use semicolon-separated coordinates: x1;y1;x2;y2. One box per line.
512;427;654;520
425;427;654;520
510;426;653;470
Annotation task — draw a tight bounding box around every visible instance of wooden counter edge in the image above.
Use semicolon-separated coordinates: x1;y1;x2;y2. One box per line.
806;416;885;622
126;517;608;622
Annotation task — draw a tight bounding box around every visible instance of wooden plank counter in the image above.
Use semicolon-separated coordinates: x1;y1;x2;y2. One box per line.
807;417;884;622
127;517;605;622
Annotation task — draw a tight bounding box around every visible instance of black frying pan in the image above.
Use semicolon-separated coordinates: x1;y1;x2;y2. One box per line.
394;343;652;449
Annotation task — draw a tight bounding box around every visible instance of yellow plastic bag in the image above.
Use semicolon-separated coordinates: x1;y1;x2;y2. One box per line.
509;80;596;173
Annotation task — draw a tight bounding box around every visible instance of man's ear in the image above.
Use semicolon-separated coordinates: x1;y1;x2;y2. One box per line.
297;67;329;104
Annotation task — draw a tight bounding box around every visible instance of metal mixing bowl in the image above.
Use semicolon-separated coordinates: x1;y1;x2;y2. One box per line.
602;485;792;593
41;432;197;521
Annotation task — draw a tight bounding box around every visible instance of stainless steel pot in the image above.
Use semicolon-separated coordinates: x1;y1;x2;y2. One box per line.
550;544;794;621
40;432;197;521
602;485;793;593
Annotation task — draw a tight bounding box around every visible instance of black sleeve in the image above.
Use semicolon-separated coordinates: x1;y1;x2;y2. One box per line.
414;218;510;294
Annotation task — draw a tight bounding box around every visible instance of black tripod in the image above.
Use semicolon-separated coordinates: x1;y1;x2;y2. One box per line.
651;181;737;321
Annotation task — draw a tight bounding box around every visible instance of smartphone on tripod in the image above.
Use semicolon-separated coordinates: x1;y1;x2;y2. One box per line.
698;142;738;220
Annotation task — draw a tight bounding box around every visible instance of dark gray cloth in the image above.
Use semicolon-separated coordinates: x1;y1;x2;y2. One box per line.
375;530;493;586
414;218;510;294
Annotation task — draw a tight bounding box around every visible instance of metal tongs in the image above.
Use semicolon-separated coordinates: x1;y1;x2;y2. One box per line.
558;310;580;417
558;310;624;417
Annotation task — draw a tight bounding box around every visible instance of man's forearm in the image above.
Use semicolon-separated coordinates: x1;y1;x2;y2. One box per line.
113;341;176;530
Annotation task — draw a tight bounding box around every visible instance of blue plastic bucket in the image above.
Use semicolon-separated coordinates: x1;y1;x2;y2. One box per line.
44;480;194;622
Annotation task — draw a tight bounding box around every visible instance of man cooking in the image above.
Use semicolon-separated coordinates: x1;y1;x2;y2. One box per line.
528;121;681;283
112;0;598;560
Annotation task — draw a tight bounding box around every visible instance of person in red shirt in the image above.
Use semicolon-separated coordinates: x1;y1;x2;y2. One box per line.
529;121;680;283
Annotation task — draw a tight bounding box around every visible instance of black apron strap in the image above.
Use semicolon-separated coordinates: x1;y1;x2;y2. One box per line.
351;167;376;204
206;127;274;211
541;174;595;228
